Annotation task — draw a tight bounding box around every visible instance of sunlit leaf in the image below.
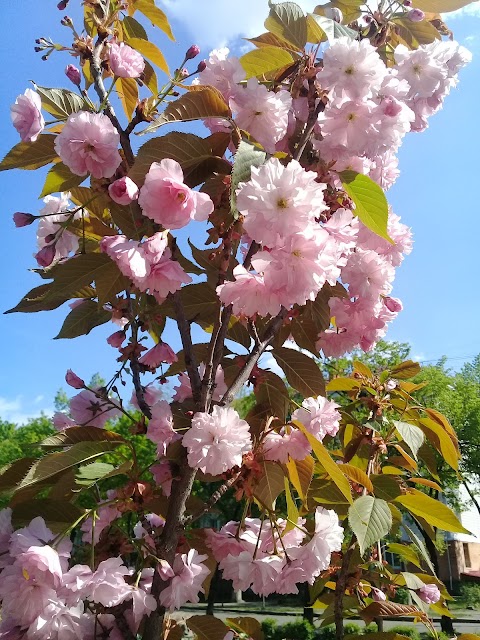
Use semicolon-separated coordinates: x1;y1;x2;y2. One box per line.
0;135;58;171
40;162;85;197
348;495;392;556
55;300;111;339
341;170;392;243
395;489;470;534
239;45;295;78
265;1;308;50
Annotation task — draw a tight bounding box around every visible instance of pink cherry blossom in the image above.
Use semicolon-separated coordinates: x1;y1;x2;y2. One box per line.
69;388;121;428
53;412;76;430
109;41;145;78
231;79;292;153
10;89;44;142
55;111;121;178
60;565;93;605
237;158;328;248
394;44;447;98
86;557;131;607
173;364;227;403
197;47;245;102
130;384;165;411
183;406;252;475
81;494;119;544
26;601;89;640
146;400;179;457
18;545;63;588
418;583;441;604
217;265;282;318
372;587;387;601
263;427;311;463
357;212;413;267
342;249;395;299
383;296;403;313
138;159;214;229
0;564;58;627
0;508;13;569
151;460;173;497
108;176;139;205
10;517;71;566
65;369;84;389
139;342;177;369
36;193;80;263
159;549;210;610
292;396;340;440
319;37;386;100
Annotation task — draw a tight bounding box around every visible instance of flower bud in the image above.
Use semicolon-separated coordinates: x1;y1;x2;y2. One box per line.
108;176;139;205
57;0;69;9
403;0;412;5
65;64;81;86
418;584;441;604
185;44;200;60
324;7;343;22
107;330;126;348
197;60;207;73
45;233;57;244
65;369;85;389
179;67;189;78
408;8;425;21
35;245;56;267
13;212;35;227
371;587;387;602
364;15;373;23
383;296;403;313
61;15;73;26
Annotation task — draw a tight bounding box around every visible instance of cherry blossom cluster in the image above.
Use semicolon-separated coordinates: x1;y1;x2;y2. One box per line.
207;507;343;596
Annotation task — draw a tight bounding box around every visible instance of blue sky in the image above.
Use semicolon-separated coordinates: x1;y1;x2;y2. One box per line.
0;0;479;424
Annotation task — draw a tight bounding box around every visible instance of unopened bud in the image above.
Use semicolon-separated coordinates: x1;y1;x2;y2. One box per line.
364;14;373;23
197;60;207;73
371;588;387;602
65;369;85;389
408;8;425;21
41;54;49;61
179;67;189;78
13;212;35;228
383;296;403;313
403;0;412;5
185;44;200;60
45;233;57;244
61;15;73;26
35;245;56;267
57;0;69;9
65;63;81;86
324;7;343;22
34;46;42;53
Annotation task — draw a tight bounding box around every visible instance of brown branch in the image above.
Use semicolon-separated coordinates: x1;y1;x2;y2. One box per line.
185;470;242;525
130;357;152;420
90;33;135;167
170;290;202;404
334;535;356;640
220;309;288;406
293;98;326;162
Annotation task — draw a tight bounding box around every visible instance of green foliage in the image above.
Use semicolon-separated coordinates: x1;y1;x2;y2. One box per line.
460;583;480;609
388;627;420;640
261;618;316;640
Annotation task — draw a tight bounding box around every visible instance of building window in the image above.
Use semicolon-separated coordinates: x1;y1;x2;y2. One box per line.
385;551;403;570
464;543;472;568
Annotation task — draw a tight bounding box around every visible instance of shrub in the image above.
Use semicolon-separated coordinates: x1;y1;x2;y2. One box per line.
395;588;412;604
344;623;362;636
262;619;315;640
389;626;421;640
314;624;337;640
460;583;480;609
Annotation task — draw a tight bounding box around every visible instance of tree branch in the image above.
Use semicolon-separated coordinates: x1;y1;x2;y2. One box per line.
334;535;356;640
90;34;135;167
170;290;202;404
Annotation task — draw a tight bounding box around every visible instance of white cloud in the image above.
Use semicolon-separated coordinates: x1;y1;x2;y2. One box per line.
443;2;480;19
0;396;53;426
163;0;320;49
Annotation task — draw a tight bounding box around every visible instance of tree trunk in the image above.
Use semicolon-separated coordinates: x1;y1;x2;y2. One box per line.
206;565;220;615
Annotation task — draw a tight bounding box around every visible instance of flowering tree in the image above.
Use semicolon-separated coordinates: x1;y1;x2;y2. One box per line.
0;0;476;638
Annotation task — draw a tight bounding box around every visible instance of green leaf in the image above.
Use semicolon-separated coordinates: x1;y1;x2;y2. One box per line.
0;134;58;171
44;253;117;302
246;31;299;51
226;617;264;640
230;140;266;218
394;421;424;460
117;75;139;119
253;461;286;509
402;524;437;576
187;616;229;640
121;15;149;41
340;170;393;243
4;283;94;315
284;476;300;527
296;422;352;503
387;542;423;570
239;45;295;79
327;377;360;392
265;1;308;50
140;87;231;135
272;347;325;397
417;418;459;471
95;260;130;305
55;300;111;339
18;441;123;490
35;86;88;119
371;474;403;501
76;461;115;485
395;489;470;534
40;162;85;197
392;17;441;48
307;14;357;42
360;602;421;623
130;131;231;188
338;464;374;493
390;360;421;379
133;0;175;40
11;499;84;533
348;495;392;557
127;37;169;75
40;426;125;448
